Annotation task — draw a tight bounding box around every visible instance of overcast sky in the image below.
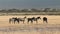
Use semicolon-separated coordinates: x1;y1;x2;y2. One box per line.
0;0;60;9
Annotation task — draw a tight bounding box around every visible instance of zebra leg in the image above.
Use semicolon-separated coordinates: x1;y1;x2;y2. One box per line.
43;19;46;23
46;20;48;23
36;20;38;24
43;20;44;23
31;21;33;24
27;20;29;24
9;20;11;24
14;20;15;24
18;20;19;24
9;19;11;24
23;21;24;24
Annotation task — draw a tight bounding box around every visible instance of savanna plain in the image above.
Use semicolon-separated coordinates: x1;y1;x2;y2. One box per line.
0;15;60;34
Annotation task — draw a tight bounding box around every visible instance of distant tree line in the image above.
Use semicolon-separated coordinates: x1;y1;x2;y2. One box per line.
0;8;59;13
0;8;60;15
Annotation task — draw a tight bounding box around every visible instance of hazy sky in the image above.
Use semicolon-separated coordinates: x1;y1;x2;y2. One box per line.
0;0;60;9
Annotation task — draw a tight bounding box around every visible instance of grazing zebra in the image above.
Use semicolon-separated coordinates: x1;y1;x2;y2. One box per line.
9;17;19;24
27;17;41;24
33;17;41;23
18;16;26;24
9;16;26;24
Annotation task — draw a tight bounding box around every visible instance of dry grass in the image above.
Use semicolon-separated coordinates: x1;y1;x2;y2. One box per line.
0;15;60;34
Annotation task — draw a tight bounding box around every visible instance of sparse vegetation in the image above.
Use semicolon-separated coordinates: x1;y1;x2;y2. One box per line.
0;8;60;15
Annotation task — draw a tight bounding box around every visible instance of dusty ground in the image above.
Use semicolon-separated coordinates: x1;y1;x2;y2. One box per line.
0;15;60;34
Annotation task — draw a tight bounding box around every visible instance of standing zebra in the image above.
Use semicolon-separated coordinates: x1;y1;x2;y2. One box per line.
9;17;19;24
27;17;41;24
43;17;48;23
17;16;26;24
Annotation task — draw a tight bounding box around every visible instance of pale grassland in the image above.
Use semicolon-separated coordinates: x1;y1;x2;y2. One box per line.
0;15;60;34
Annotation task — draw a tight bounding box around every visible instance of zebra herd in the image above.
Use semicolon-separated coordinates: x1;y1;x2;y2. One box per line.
9;16;48;24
